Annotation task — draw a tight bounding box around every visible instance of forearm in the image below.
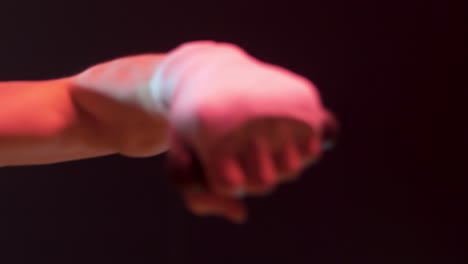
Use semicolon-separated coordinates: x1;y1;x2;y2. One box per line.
0;54;170;166
0;78;109;166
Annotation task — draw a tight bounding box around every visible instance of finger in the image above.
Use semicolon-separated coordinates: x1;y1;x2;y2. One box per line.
275;138;303;183
304;134;322;163
295;123;322;167
206;153;246;197
242;137;277;195
183;192;247;224
167;134;208;192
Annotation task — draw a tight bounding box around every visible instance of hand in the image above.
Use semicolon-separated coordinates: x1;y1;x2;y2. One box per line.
70;42;338;224
164;43;338;223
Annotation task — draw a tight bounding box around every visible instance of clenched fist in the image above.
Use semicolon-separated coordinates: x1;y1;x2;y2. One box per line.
158;42;337;223
72;41;338;223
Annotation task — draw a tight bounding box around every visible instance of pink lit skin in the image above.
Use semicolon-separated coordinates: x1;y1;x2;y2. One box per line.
0;41;336;223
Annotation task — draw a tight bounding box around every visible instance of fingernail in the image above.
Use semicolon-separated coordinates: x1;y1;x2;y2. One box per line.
261;188;275;196
231;214;247;224
322;140;335;151
303;158;318;169
279;173;299;184
192;207;213;216
233;188;246;198
189;184;205;193
321;112;339;151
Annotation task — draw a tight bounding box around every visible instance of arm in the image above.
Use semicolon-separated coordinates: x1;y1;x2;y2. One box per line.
0;41;335;223
0;54;169;167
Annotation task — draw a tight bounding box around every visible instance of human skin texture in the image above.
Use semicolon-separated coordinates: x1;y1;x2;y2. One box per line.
0;41;337;223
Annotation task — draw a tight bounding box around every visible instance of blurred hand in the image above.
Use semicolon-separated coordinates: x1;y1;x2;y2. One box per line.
165;48;338;223
71;43;337;224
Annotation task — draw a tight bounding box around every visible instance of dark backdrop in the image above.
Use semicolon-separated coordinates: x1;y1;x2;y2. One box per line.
0;0;465;263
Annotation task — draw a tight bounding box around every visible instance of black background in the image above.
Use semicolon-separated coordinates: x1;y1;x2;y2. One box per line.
0;0;465;263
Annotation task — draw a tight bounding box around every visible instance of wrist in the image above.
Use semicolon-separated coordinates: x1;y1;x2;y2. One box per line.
148;41;251;116
72;54;168;115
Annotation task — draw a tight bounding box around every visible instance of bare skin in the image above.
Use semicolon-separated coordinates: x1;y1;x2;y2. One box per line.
0;55;168;166
0;50;336;223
